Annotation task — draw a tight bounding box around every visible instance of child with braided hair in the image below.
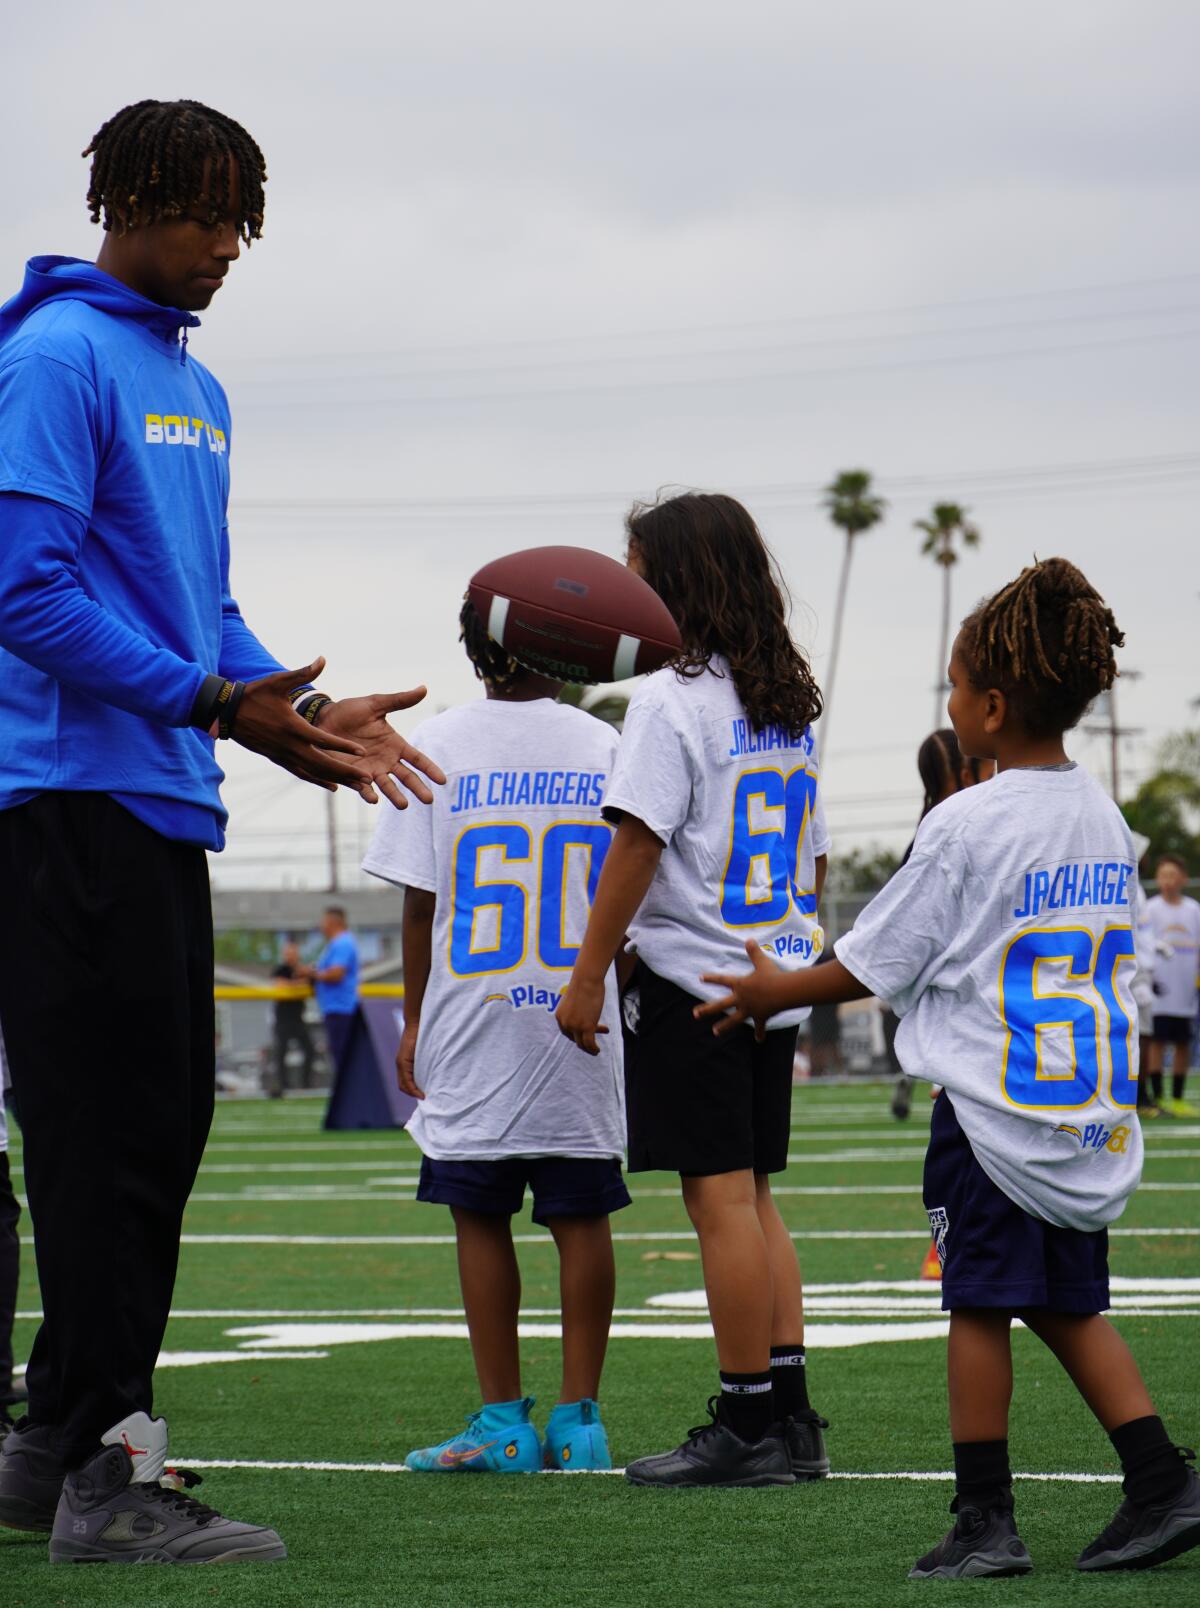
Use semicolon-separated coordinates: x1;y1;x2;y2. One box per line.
697;557;1199;1579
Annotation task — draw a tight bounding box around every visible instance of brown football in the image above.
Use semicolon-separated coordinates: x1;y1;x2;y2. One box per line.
468;545;681;685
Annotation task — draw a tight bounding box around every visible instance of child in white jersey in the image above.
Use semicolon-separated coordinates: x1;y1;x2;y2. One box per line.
698;558;1198;1579
557;492;830;1489
1145;854;1200;1118
362;597;629;1474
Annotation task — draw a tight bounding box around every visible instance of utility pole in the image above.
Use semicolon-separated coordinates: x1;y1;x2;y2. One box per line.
326;791;339;892
1084;671;1142;800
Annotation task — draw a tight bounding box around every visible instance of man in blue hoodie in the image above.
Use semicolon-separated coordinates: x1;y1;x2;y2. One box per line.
0;99;444;1565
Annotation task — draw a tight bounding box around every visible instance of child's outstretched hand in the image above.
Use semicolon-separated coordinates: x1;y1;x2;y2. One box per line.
695;941;791;1041
555;975;609;1057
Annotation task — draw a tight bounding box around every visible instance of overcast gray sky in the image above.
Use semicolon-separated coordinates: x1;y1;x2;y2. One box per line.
6;0;1198;889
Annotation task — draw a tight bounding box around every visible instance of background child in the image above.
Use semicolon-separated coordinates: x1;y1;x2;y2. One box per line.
888;728;993;1120
363;597;629;1474
1145;854;1200;1118
698;558;1198;1578
557;492;829;1489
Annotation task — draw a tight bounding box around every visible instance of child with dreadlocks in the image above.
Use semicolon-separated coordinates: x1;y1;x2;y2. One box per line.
362;596;629;1475
557;492;830;1489
697;558;1200;1579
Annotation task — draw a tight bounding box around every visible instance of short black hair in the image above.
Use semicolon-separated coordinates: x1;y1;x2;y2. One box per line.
459;594;528;693
1157;853;1189;875
959;557;1123;740
83;99;267;241
323;905;347;922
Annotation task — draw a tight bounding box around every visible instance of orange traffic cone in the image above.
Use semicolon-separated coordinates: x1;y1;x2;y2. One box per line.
920;1241;942;1281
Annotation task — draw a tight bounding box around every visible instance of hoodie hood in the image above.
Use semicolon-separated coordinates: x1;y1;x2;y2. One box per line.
0;256;200;348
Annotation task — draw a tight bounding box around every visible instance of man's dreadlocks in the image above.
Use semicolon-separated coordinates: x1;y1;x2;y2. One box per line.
83;100;267;241
959;556;1124;739
459;595;529;693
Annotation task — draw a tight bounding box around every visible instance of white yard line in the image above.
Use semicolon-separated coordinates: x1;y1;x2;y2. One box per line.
15;1277;1195;1323
20;1225;1198;1249
164;1180;1200;1205
175;1457;1122;1484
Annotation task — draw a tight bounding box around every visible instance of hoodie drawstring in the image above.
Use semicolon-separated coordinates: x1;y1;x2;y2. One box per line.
179;328;188;366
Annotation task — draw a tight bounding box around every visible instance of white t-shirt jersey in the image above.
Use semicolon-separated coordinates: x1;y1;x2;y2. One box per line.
602;658;830;1028
836;765;1143;1232
362;697;624;1161
1144;894;1200;1021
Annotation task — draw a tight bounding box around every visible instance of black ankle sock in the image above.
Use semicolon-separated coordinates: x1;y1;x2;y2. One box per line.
718;1371;773;1442
769;1344;810;1417
1111;1415;1189;1506
953;1440;1012;1511
1150;1072;1163;1103
1173;1074;1188;1102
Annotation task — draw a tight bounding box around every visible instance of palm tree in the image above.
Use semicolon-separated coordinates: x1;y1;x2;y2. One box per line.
915;502;981;727
821;469;887;752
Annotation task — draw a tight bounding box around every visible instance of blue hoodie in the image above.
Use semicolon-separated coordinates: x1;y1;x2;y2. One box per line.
0;256;284;848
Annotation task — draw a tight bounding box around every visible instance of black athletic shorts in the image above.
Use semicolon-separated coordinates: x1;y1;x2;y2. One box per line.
622;961;798;1177
1153;1014;1194;1046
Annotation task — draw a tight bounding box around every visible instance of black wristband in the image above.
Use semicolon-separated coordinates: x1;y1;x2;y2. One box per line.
189;674;230;731
295;692;334;726
217;680;247;739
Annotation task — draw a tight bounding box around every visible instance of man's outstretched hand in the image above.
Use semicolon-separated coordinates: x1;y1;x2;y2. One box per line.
316;687;446;807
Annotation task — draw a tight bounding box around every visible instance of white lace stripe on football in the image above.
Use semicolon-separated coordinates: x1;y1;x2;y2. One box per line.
487;594;511;646
612;633;640;681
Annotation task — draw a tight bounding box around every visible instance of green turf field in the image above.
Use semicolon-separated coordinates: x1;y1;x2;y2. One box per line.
3;1081;1199;1605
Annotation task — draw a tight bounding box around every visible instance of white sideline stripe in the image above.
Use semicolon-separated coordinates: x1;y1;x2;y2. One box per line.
18;1226;1196;1248
15;1277;1197;1322
168;1180;1200;1205
174;1457;1121;1484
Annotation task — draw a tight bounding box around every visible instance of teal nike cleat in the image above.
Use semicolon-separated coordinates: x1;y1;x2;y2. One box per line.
405;1398;541;1474
543;1399;613;1471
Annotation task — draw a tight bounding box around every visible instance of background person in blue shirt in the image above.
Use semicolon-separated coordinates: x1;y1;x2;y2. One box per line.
302;907;361;1072
0;100;443;1566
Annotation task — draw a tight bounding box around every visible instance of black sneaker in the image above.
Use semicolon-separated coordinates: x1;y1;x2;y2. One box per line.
1077;1457;1200;1572
910;1493;1033;1580
625;1398;794;1489
49;1443;287;1564
784;1410;830;1480
0;1419;68;1533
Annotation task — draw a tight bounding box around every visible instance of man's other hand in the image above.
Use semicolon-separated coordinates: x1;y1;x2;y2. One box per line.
316;687;446;808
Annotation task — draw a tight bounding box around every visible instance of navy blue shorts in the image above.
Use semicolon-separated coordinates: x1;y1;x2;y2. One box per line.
923;1094;1109;1314
417;1156;631;1227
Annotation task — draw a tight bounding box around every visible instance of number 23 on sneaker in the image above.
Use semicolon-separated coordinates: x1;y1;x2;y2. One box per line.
909;1493;1034;1580
48;1411;287;1565
543;1399;612;1472
405;1398;542;1474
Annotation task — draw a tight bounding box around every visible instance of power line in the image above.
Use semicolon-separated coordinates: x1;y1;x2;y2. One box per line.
245;270;1200;371
229;321;1200;410
231;450;1200;517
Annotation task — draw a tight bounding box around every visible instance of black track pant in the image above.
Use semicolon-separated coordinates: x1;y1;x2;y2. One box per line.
0;1151;19;1403
0;794;214;1464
